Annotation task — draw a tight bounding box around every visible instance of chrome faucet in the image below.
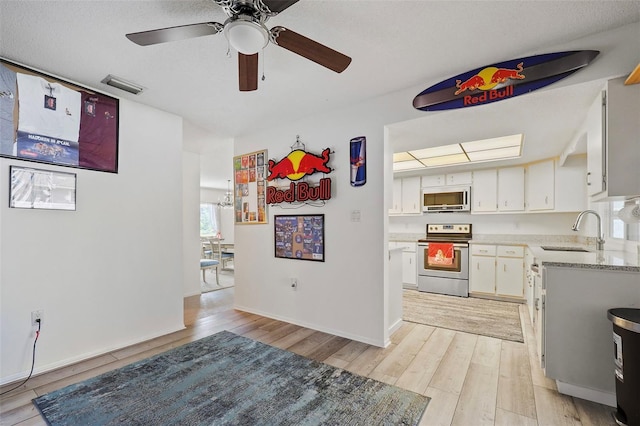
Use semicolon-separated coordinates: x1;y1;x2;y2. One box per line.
572;210;605;250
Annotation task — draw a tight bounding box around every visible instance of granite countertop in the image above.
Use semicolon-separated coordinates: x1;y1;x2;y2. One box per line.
528;245;640;272
390;233;640;272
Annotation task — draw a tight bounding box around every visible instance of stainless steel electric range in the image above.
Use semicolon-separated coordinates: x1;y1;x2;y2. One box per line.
417;223;472;297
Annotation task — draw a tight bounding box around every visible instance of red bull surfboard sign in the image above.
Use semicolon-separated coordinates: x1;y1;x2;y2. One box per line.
413;50;599;111
267;148;333;204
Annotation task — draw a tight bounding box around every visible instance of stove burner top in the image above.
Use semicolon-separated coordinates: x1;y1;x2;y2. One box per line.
422;223;472;243
418;237;471;243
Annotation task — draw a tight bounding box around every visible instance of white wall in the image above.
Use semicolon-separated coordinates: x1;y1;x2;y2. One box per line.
231;22;639;348
0;99;185;383
183;151;201;297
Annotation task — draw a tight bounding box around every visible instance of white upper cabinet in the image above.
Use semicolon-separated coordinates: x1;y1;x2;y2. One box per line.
527;160;555;211
421;175;445;187
472;169;498;212
498;166;525;211
446;172;472;186
391;176;421;215
588;77;640;201
401;176;421;213
390;178;402;214
586;90;605;196
422;172;472;187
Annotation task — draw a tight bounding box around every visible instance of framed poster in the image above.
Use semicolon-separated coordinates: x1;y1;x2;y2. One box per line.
9;165;76;210
1;58;119;173
274;214;324;262
234;149;267;224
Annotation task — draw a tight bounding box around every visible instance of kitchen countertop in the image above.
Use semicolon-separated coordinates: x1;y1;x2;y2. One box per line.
528;245;640;272
389;233;640;272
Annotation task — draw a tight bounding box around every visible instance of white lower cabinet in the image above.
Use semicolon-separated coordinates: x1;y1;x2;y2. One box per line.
402;250;417;286
471;255;496;293
470;244;525;299
390;242;417;286
470;244;496;293
496;257;525;297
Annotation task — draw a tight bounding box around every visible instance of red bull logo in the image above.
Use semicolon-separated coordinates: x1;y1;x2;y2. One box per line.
454;62;525;106
266;178;332;204
413;51;600;111
267;148;332;181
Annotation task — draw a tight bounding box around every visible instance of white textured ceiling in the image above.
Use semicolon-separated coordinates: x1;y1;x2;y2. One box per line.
1;1;639;188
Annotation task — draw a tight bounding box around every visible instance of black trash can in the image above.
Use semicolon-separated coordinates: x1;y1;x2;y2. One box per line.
607;308;640;426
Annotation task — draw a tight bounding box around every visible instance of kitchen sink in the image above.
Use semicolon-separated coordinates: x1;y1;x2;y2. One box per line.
540;246;590;252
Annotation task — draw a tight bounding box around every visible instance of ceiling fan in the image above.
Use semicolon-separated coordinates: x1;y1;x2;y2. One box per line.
125;0;352;92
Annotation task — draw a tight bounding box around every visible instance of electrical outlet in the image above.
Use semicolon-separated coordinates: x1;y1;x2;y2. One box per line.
31;310;43;326
290;278;298;290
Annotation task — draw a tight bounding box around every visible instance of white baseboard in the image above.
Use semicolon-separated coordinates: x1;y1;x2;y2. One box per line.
388;319;403;342
233;304;387;348
1;324;186;386
556;380;616;407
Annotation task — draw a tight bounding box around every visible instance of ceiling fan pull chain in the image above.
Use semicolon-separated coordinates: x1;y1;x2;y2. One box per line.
225;38;231;58
261;48;266;81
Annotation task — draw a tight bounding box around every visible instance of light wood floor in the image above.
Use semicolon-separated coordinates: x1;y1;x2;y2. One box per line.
1;287;617;425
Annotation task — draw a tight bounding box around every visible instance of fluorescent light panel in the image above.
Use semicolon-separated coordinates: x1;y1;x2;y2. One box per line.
393;133;523;171
461;134;523;152
420;153;469;167
393;160;424;171
393;152;415;162
410;144;463;159
466;145;522;161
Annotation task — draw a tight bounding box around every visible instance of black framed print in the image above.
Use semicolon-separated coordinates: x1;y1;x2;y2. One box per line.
1;58;119;173
274;214;324;262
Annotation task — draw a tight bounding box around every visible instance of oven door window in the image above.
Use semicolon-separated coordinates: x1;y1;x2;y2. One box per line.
424;248;462;272
424;191;464;206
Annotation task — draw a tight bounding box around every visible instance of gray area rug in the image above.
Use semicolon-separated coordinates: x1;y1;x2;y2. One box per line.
33;330;429;425
403;290;524;343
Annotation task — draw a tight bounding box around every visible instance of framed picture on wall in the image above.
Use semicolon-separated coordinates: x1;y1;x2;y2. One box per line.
234;149;267;224
9;165;77;210
274;214;324;262
1;58;119;173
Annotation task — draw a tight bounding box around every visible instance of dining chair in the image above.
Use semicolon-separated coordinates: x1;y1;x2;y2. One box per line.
200;244;219;285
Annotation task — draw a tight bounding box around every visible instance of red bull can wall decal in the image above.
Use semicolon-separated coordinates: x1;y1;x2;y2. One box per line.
413;50;599;111
350;136;366;187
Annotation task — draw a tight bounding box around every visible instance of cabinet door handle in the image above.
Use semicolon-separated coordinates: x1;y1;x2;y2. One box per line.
545;196;548;204
586;172;591;186
506;250;515;254
504;201;508;206
477;263;479;270
503;264;506;272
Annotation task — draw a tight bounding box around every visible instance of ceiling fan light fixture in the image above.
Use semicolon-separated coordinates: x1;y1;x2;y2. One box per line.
224;16;269;55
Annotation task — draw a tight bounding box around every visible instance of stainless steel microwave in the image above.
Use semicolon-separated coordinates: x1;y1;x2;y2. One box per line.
422;186;471;212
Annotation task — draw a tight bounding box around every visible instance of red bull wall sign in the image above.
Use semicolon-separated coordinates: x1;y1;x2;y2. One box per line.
413;50;599;111
267;148;333;204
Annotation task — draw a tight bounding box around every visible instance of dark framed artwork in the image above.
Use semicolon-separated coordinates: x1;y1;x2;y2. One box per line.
274;214;324;262
9;165;76;210
1;58;119;173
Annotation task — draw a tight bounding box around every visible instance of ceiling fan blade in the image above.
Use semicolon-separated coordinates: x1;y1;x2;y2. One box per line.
239;53;259;92
126;22;224;46
261;0;300;14
270;26;351;73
